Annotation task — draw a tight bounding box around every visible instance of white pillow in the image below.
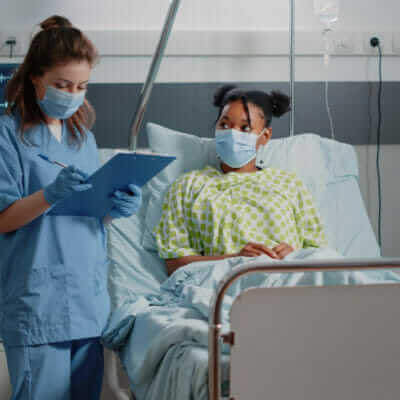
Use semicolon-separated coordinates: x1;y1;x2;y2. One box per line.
146;122;219;184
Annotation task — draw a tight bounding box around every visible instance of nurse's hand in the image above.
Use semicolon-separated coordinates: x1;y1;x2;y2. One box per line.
108;184;142;219
44;166;92;205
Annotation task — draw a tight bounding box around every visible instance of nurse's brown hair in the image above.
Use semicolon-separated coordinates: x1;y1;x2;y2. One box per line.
5;15;99;144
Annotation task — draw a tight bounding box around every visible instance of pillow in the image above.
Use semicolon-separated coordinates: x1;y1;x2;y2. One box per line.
146;122;219;184
144;122;379;257
142;124;213;251
255;133;359;206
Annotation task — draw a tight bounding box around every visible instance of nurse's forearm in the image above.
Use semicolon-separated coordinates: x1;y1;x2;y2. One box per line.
0;190;51;233
165;254;236;276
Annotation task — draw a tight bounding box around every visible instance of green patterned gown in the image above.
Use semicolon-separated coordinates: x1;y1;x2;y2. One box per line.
155;166;327;259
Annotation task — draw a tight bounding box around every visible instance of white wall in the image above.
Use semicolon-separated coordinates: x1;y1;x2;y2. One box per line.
0;0;398;30
1;0;400;83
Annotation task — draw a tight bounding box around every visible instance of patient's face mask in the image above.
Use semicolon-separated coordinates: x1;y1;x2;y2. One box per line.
215;128;264;168
38;86;86;120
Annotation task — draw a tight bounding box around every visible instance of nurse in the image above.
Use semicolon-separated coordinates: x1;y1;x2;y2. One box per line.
0;15;141;400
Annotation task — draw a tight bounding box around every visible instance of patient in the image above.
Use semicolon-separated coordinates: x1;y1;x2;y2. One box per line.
155;85;327;275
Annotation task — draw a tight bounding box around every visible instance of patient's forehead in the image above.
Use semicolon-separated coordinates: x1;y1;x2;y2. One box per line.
220;100;265;128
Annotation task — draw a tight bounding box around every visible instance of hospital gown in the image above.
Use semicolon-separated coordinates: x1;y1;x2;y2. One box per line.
155;166;327;259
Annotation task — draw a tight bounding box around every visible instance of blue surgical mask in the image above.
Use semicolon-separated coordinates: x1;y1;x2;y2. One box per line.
38;86;85;119
215;128;261;168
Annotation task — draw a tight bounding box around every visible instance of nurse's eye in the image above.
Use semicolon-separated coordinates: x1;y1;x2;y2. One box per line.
55;83;67;89
78;84;88;91
241;125;251;132
218;122;229;130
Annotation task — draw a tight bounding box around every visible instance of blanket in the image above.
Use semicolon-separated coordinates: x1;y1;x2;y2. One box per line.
102;248;400;400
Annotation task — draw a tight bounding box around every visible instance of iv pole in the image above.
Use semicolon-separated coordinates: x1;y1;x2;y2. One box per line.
128;0;182;151
128;0;296;150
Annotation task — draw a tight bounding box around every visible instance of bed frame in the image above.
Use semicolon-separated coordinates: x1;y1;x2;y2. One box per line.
103;259;400;400
209;259;400;400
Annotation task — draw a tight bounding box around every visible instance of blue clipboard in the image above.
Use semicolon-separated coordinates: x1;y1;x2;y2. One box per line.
49;152;176;217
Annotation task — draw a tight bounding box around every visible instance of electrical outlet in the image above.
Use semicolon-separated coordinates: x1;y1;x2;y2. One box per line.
333;37;356;55
363;33;392;55
0;31;24;57
393;32;400;54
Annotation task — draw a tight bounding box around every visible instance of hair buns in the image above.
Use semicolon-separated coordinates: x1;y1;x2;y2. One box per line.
270;90;291;118
40;15;73;31
213;84;237;107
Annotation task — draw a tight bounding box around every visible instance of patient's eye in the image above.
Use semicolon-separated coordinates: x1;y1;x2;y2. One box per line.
218;122;230;130
55;82;67;89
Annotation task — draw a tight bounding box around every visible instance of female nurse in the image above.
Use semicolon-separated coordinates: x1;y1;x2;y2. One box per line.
0;15;141;400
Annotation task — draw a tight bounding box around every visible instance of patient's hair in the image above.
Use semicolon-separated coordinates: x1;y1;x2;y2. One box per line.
213;85;291;128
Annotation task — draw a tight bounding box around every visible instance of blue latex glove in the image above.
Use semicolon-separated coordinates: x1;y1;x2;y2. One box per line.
108;184;142;219
44;165;92;205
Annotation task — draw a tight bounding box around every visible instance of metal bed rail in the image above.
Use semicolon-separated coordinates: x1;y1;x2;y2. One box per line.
208;258;400;400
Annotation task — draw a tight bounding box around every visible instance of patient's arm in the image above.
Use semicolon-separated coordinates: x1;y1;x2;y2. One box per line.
165;242;284;275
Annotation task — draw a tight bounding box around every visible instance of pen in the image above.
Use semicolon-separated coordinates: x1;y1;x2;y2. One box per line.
38;153;68;168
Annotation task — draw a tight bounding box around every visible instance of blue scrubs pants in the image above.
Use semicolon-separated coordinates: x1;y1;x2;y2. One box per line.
4;338;104;400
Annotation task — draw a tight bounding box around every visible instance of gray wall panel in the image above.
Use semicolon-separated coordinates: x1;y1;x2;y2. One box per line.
86;82;399;148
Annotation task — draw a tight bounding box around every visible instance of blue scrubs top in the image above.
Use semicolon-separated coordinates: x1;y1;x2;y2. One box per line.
0;114;110;346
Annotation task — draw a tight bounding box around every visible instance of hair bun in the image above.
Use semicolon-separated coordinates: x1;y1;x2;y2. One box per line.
40;15;73;31
270;90;291;118
213;84;237;107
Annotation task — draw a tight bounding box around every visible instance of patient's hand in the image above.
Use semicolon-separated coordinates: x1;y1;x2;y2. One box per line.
272;242;294;259
237;242;280;259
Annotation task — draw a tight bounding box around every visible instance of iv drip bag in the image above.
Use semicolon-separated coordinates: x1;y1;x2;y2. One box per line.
314;0;340;30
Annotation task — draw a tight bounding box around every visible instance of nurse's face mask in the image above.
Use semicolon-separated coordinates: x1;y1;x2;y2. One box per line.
32;61;91;120
215;101;268;169
38;86;85;120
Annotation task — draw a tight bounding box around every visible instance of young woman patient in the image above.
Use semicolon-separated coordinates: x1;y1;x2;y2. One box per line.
155;85;327;276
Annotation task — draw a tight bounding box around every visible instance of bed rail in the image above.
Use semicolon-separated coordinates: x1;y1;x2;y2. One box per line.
208;258;400;400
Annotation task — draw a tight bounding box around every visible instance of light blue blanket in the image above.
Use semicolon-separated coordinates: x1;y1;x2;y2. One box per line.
102;248;400;400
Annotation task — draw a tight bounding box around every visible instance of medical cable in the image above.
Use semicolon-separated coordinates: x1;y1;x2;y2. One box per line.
289;0;295;136
366;66;373;216
374;42;383;249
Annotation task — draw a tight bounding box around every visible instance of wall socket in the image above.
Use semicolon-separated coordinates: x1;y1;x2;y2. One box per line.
333;37;356;55
393;32;400;54
0;32;23;57
363;33;391;55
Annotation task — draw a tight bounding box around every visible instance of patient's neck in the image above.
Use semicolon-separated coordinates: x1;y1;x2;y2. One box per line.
221;160;258;174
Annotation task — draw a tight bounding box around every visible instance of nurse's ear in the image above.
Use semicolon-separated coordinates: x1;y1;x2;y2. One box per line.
256;127;272;150
30;75;45;101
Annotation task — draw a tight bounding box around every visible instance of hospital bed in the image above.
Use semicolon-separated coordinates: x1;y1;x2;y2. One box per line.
100;123;400;400
100;1;400;397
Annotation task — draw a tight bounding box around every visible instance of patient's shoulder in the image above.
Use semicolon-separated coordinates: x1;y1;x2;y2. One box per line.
263;167;297;180
262;167;306;188
174;165;219;184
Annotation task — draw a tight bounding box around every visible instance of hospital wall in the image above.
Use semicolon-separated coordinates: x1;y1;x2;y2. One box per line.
0;0;399;260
